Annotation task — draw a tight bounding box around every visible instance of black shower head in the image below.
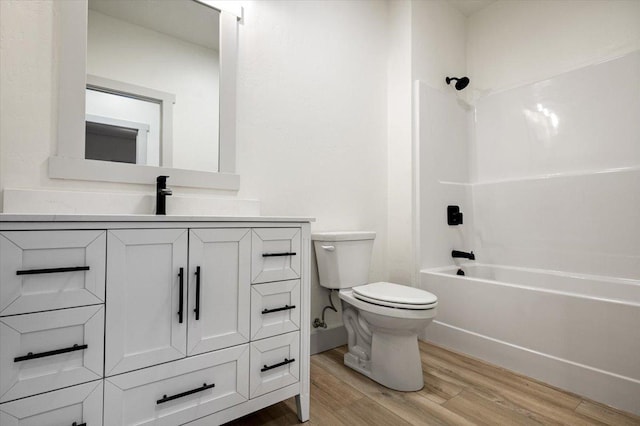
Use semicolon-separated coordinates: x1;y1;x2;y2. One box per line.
446;76;470;91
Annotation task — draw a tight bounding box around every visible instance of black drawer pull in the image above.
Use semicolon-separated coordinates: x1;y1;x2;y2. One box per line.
178;268;184;324
262;252;296;257
261;357;295;372
16;266;90;276
194;266;201;320
156;382;215;404
72;422;86;426
262;305;296;314
14;343;88;362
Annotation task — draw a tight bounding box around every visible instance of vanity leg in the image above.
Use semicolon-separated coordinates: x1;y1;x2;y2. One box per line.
295;393;310;422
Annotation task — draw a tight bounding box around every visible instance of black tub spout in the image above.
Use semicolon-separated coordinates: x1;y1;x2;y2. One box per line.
452;250;475;260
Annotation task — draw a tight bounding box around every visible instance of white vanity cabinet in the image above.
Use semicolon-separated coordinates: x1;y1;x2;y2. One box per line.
0;215;311;426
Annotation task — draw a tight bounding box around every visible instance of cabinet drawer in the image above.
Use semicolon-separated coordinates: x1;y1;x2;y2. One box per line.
104;344;249;426
0;305;104;403
251;228;301;284
250;331;300;398
0;231;106;316
0;380;103;426
251;280;301;340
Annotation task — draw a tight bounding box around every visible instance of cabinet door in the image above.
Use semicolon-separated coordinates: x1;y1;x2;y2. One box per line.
0;380;103;426
251;228;301;283
0;230;105;316
0;306;104;403
106;229;188;376
187;229;250;356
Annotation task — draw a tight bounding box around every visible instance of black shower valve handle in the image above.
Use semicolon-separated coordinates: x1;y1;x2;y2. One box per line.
447;205;463;226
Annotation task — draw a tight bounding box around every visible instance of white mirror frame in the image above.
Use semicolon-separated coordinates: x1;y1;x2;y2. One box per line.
50;0;241;190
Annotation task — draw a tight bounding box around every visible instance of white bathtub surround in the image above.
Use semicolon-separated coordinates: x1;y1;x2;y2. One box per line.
417;49;640;414
415;82;475;270
473;51;640;182
472;167;640;280
421;265;640;414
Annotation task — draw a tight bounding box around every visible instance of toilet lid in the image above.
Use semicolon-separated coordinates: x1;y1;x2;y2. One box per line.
353;282;437;309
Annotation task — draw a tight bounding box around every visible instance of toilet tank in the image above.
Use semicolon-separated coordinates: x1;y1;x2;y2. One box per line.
311;231;375;289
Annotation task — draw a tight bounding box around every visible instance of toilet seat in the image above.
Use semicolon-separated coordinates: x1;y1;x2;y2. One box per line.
353;282;437;310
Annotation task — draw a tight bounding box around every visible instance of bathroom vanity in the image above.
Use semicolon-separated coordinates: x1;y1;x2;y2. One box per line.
0;214;311;425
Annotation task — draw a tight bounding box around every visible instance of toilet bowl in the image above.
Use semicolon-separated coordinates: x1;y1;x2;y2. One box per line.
312;232;437;391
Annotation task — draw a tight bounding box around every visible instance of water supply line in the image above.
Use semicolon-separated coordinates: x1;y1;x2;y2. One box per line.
313;289;338;328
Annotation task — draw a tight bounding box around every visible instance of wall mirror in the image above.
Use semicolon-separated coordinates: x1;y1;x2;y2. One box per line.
51;0;241;190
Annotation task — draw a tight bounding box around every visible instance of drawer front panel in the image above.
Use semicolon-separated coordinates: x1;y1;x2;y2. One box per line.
250;331;300;398
251;228;301;284
0;231;106;316
0;305;104;403
0;380;103;426
104;344;249;426
251;280;301;340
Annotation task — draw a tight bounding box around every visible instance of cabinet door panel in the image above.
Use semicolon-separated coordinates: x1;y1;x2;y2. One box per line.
0;306;104;403
0;230;105;316
251;228;301;284
106;229;187;376
188;228;250;355
104;345;248;426
0;380;103;426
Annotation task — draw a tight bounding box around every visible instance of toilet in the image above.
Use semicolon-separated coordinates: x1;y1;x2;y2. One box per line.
312;231;437;391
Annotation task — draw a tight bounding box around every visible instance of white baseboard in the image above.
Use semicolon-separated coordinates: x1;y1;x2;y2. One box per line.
311;325;347;355
421;321;640;415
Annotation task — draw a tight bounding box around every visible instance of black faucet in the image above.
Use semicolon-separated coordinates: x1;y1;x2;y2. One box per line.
156;176;172;215
452;250;475;260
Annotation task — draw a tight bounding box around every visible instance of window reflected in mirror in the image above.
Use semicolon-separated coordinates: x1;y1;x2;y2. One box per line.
86;0;220;172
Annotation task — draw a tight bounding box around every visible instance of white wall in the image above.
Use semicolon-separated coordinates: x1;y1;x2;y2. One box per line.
386;0;412;285
233;0;390;329
467;0;640;95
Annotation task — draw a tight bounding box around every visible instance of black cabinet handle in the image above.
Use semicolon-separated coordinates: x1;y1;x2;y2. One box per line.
16;266;90;276
261;357;295;372
72;422;86;426
178;268;184;324
262;252;296;257
262;305;296;314
156;382;215;404
14;343;88;362
194;266;201;320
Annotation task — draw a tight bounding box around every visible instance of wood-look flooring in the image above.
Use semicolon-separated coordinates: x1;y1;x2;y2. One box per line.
226;341;640;425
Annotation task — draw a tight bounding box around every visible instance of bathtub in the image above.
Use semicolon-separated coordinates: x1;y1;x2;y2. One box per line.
420;264;640;415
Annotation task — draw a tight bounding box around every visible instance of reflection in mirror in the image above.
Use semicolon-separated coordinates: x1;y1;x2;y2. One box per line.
86;0;220;172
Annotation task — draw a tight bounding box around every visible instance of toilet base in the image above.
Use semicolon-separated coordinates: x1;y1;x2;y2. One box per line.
370;330;424;391
343;331;424;391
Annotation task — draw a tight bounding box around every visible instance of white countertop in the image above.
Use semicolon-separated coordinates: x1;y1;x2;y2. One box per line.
0;214;314;223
